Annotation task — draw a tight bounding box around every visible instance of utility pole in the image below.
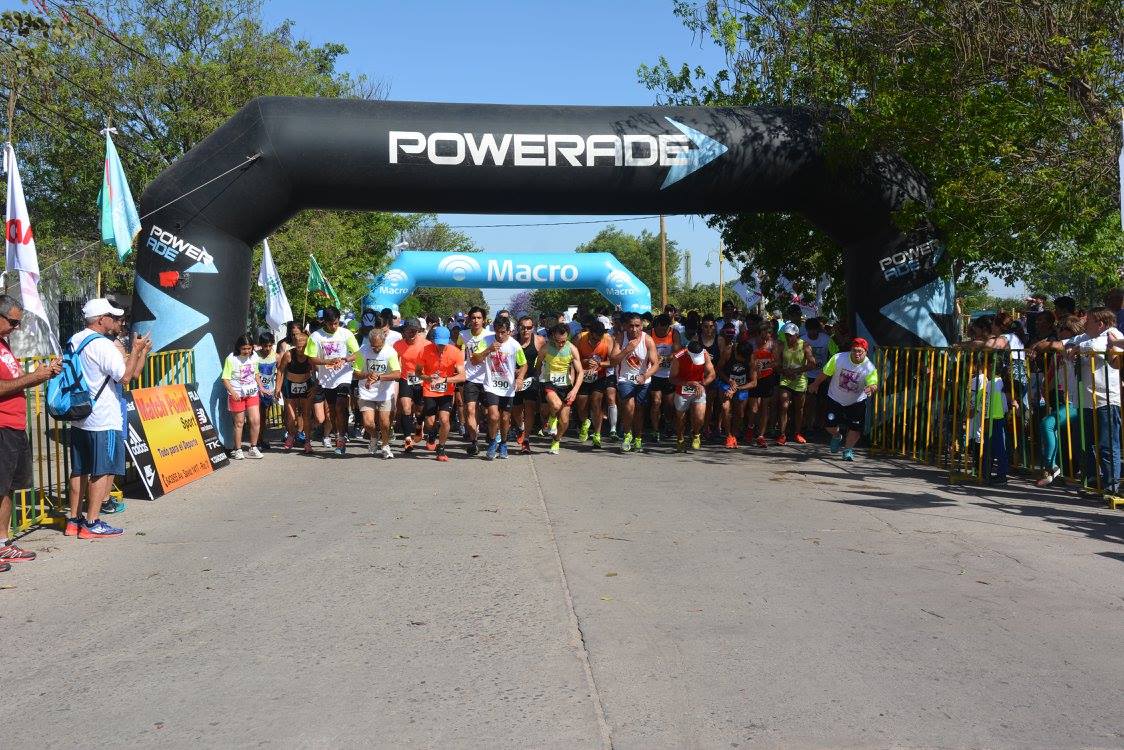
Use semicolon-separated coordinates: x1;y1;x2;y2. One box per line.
684;250;692;288
658;215;668;308
718;241;724;310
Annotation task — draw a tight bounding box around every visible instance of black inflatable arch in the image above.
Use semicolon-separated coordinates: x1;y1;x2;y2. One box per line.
133;97;953;441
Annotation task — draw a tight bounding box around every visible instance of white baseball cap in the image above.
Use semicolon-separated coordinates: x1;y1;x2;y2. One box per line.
82;298;124;319
783;322;800;336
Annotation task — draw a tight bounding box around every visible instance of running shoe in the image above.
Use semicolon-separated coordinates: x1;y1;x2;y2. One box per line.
578;419;590;441
486;438;498;461
231;449;245;460
520;441;531;455
1035;466;1061;488
842;448;855;462
607;430;619;442
100;499;126;515
247;447;263;459
334;437;346;457
283;436;295;451
0;561;8;572
776;434;787;446
515;429;526;447
755;436;767;448
425;439;436;452
691;435;702;450
725;435;738;449
380;444;394;459
64;517;81;537
435;447;449;462
633;436;643;451
403;435;414;453
368;437;378;456
323;434;334;449
591;433;602;449
296;431;307;444
0;543;36;562
547;416;558;437
794;433;807;445
466;442;480;457
676;438;687;453
303;441;313;455
538;427;553;438
648;431;660;445
78;519;124;539
829;435;843;453
498;442;509;459
743;428;755;444
621;433;633;453
549;440;560;455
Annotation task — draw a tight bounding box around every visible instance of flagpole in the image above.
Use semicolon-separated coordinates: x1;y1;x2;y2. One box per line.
303;254;311;327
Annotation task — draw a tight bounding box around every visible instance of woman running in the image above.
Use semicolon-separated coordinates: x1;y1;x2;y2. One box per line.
278;328;316;452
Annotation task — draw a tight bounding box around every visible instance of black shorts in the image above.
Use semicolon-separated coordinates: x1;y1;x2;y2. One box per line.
650;376;673;395
484;392;514;409
512;381;539;406
423;395;455;416
462;381;485;404
0;428;31;496
321;384;351;405
540;380;571;398
825;396;867;432
746;373;778;398
282;379;313;400
578;376;608;396
398;380;424;403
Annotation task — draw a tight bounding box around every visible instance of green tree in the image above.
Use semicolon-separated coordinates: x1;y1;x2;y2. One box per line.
639;1;1124;297
394;222;487;319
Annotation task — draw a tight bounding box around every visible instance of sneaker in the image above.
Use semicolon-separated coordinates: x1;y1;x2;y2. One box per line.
78;519;124;539
0;561;8;572
755;436;767;448
776;434;788;446
64;517;82;537
607;430;619;442
466;442;480;457
676;438;687;453
403;435;415;453
989;475;1008;485
633;436;643;451
794;433;807;445
100;498;126;515
591;433;601;449
578;419;591;441
498;442;509;459
425;439;436;452
247;447;263;459
231;449;245;460
380;445;394;459
548;440;560;455
435;447;449;462
334;437;346;456
368;437;378;456
538;427;553;438
520;441;532;455
0;543;36;563
621;433;633;453
323;435;334;449
743;427;755;443
842;448;855;462
296;431;307;444
725;435;738;449
283;436;295;451
829;435;843;453
1035;466;1062;488
648;431;660;445
691;434;701;450
303;441;313;455
486;438;498;461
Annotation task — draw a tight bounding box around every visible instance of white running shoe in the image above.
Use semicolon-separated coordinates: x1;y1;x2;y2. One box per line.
368;437;377;455
231;449;245;460
380;445;394;459
323;434;334;448
247;446;263;459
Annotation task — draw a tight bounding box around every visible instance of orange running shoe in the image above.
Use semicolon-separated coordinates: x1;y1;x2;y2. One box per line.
755;435;767;448
724;435;738;449
776;434;787;446
794;433;807;444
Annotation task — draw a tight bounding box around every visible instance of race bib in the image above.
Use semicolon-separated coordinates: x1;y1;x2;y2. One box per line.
583;371;598;383
621;373;639;384
520;376;535;392
406;374;421;386
550;373;569;387
430;380;448;393
681;384;698;396
369;361;388;374
288;381;309;396
659;355;672;369
732;375;747;386
492;378;511;390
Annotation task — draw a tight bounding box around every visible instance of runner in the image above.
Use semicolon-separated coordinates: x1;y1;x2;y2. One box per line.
538;324;583;455
716;340;756;448
457;306;489;455
394;321;429;453
603;312;622;440
776;322;815;445
513;315;543;454
304;306;360;456
255;332;278;450
356;327;402;458
802;317;831;434
808;338;879;462
277;328;315;452
575;318;613;449
696;314;724;439
610;312;660;453
471;316;528;460
416;326;467;462
648;314;685;443
670;340;716;451
221;334;265;459
746;325;779;447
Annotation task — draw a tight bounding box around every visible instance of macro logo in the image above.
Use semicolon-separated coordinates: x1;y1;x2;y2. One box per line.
604;268;639;296
606;270;632;288
437;254;481;281
377;268;410;294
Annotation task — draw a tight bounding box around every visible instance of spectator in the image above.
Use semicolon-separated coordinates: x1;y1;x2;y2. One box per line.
1053;296;1077;319
65;298;151;539
1062;307;1122;496
1105;287;1124;332
0;296;61;569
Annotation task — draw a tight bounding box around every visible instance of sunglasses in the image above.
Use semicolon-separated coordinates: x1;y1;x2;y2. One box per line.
1;314;20;328
521;325;535;330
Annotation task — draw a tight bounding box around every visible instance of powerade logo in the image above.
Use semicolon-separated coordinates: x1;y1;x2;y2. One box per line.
878;239;942;281
389;117;728;189
146;226;218;273
376;268;410;294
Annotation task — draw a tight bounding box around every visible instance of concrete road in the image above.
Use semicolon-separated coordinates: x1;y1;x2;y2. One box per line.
3;438;1123;749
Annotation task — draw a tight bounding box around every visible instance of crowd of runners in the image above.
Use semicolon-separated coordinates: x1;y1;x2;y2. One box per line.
221;302;880;463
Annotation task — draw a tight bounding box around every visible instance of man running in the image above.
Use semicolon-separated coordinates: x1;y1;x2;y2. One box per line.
648;314;685;443
716;340;755;448
394;321;429;452
610;312;660;453
356;327;402;458
457;306;489;455
416;326;467;462
670;340;716;451
808;338;879;462
575;317;613;449
305;306;360;456
746;325;779;447
471;316;528;460
538;324;583;455
513;315;543;453
776;322;815;445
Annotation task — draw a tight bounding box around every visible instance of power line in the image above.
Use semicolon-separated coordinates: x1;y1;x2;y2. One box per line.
446;215;662;229
1;88;152;164
42;0;159;66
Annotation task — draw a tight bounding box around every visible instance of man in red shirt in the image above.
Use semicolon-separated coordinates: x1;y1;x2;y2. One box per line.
0;296;61;570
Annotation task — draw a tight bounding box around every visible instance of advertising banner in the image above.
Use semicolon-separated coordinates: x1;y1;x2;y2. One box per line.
124;383;228;500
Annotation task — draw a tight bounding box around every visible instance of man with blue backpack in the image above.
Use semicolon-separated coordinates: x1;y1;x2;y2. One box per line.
62;299;150;539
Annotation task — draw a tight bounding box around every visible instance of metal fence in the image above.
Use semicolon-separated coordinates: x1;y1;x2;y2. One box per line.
8;349;196;536
869;346;1123;508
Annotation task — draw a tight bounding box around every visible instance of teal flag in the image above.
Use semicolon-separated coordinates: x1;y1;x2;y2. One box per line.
99;129;141;261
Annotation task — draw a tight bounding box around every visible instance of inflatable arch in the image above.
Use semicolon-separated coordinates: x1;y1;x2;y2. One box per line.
132;97;954;443
366;251;651;313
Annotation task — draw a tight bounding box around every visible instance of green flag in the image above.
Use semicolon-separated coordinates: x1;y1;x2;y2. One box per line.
306;254;341;309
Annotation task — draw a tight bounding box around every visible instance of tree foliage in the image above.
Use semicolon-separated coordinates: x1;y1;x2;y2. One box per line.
394;222;486;320
638;0;1124;298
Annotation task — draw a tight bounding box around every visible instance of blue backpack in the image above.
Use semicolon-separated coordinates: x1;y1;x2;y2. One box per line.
46;334;113;421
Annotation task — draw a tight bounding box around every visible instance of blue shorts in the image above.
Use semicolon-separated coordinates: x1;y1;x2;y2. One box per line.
615;379;650;405
717;381;749;401
69;428;126;478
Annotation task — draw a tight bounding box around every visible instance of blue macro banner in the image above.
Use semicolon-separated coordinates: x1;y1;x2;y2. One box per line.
364;251;652;313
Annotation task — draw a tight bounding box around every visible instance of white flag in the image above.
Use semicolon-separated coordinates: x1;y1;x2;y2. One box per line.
257;238;292;338
4;142;56;351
